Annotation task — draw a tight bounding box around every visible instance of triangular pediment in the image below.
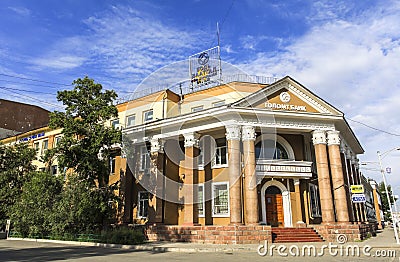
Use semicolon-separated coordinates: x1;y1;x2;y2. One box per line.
232;76;343;116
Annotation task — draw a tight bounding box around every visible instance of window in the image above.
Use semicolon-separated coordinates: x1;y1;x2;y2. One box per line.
309;184;322;218
110;157;116;174
126;114;136;127
191;105;204;112
212;182;229;217
212;101;225;107
255;141;289;160
198;184;204;217
213;138;228;167
41;139;48;155
143;110;153;122
51;165;58;175
111;119;120;129
140;146;150;171
54;136;62;147
33;142;40;155
138;192;150;218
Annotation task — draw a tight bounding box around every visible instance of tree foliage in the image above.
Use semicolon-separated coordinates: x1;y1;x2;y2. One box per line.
379;181;394;221
0;142;36;229
52;174;118;236
48;76;121;187
11;171;63;237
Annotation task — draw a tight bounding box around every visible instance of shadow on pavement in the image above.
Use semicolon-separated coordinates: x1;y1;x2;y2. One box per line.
0;243;166;262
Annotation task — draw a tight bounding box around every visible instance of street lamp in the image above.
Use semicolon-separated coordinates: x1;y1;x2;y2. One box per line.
378;147;400;244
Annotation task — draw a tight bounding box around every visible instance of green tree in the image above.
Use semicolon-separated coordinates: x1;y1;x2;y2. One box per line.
52;174;117;236
11;171;63;237
0;142;36;229
379;181;394;221
48;76;121;188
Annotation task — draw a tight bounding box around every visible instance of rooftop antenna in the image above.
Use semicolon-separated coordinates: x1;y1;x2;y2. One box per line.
217;22;222;82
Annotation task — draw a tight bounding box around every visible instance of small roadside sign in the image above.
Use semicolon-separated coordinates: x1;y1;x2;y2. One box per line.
350;185;364;194
352;193;366;203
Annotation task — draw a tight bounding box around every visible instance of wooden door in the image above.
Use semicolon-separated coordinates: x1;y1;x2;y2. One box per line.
266;194;284;227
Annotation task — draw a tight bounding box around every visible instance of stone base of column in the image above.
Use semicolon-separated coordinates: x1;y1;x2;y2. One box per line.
229;223;243;226
295;221;307;228
182;223;201;226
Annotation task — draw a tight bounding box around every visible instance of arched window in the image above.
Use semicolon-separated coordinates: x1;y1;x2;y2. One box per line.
255;140;289;160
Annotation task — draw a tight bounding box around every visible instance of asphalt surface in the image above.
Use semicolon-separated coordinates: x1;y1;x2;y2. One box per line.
1;228;400;261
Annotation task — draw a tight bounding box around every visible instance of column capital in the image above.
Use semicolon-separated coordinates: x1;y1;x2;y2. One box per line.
225;125;241;141
312;130;326;145
346;148;353;159
242;125;256;141
150;137;164;153
183;132;200;148
294;179;300;186
327;130;341;146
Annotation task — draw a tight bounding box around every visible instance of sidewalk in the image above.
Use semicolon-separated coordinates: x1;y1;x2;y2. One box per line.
6;227;400;253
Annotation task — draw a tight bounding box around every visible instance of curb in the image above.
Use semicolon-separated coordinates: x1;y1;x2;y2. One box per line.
5;238;255;253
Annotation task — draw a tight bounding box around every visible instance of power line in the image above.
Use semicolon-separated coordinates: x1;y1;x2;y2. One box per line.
0;73;71;87
0;86;56;95
0;78;66;89
1;88;64;109
348;118;400;137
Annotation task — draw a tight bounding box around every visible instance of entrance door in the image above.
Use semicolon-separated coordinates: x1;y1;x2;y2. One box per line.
265;186;284;227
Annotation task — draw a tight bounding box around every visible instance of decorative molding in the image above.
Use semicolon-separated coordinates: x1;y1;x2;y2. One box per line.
150;137;163;153
225;125;241;141
312;130;327;145
183;132;200;148
241;125;256;141
346;148;353;159
327;130;341;146
288;83;333;114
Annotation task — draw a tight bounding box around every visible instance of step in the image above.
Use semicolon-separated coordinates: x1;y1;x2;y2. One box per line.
271;227;324;243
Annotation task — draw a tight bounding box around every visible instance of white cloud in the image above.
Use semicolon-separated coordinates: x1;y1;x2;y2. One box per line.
237;0;400;186
8;6;31;16
31;55;86;70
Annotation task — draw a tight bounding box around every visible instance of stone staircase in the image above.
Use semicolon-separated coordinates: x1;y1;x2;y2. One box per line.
272;227;324;243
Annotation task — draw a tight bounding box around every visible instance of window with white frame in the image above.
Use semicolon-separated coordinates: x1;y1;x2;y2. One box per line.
212;100;225;107
54;136;62;147
51;165;58;175
41;139;48;155
111;119;120;129
309;183;322;218
212;182;229;217
110;157;116;174
140;146;150;171
126;114;136;127
198;184;204;217
212;138;228;168
138;191;150;218
33;142;40;156
143;110;153;122
191;105;204;112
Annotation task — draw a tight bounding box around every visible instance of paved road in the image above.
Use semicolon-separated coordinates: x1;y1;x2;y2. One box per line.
1;228;400;262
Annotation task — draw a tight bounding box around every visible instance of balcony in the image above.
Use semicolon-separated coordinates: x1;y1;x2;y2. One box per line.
256;159;313;179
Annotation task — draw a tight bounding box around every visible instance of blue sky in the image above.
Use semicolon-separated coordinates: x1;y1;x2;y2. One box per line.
1;0;400;190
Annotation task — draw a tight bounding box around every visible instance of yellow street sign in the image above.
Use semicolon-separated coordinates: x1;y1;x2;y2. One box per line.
351;185;364;194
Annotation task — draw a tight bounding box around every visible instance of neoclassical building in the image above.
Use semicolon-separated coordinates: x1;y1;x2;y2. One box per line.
1;75;378;243
115;76;376;242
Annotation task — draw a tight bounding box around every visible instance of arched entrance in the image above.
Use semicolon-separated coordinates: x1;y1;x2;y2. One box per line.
261;180;293;227
265;185;284;227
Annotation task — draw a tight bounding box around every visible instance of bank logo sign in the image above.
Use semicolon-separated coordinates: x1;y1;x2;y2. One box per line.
189;46;221;88
350;185;364;194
